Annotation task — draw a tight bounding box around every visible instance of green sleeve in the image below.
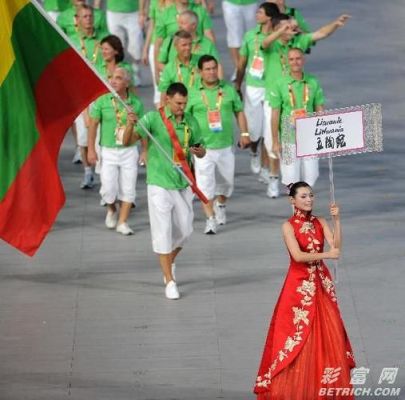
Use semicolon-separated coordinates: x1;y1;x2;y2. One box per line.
295;33;314;52
268;81;282;109
148;0;156;19
158;37;171;64
89;97;102;120
239;33;249;57
95;9;109;36
135;99;145;118
231;87;243;113
294;9;311;33
201;8;213;31
137;113;152;139
313;83;325;107
158;65;172;93
155;14;166;39
189;115;203;146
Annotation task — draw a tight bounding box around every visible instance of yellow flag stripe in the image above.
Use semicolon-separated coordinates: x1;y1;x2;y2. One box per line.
0;0;30;85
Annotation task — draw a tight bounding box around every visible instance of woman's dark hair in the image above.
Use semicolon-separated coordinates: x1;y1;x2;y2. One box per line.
259;2;280;18
100;35;125;63
166;82;188;97
288;181;311;197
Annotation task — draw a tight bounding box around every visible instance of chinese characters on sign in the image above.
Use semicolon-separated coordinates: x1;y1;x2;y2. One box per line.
295;110;365;158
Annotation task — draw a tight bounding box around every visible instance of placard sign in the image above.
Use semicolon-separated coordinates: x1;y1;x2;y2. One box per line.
295;109;365;158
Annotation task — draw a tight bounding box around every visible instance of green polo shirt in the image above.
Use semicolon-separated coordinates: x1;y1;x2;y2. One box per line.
158;35;219;64
90;92;145;148
96;61;134;85
155;3;213;40
263;33;314;101
285;6;311;33
57;7;109;38
136;108;203;189
224;0;256;5
69;30;106;66
186;80;243;149
268;72;324;143
239;25;269;88
149;0;158;44
43;0;70;11
107;0;139;13
158;54;201;93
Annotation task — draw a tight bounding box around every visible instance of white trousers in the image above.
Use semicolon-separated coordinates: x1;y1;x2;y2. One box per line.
75;113;87;147
148;44;161;105
100;146;139;204
244;86;266;142
194;146;235;200
147;185;194;254
263;101;273;156
222;1;257;48
281;157;319;187
107;11;143;61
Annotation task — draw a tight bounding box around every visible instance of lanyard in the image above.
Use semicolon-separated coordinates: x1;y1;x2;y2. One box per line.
279;47;289;76
79;34;99;64
288;82;309;109
176;59;195;87
111;95;130;127
254;32;262;55
201;86;223;110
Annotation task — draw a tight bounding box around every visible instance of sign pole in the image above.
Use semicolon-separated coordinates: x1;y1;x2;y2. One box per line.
328;155;339;282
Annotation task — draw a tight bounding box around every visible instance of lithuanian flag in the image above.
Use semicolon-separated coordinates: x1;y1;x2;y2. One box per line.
0;1;108;256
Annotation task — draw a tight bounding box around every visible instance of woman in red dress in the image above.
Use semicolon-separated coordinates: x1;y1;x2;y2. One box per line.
254;181;356;400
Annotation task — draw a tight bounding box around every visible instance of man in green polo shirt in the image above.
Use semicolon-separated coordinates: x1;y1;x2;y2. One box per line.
69;4;109;189
136;82;206;300
153;0;215;84
106;0;145;86
261;12;350;196
157;10;222;77
158;31;201;105
269;48;324;187
57;1;108;38
187;55;250;234
236;2;280;195
87;68;144;235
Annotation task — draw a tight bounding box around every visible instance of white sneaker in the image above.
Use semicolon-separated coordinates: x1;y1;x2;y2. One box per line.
116;222;134;235
267;176;280;198
80;172;94;189
72;147;82;164
250;153;261;174
214;201;226;225
165;280;180;300
163;263;176;284
258;168;270;184
105;210;117;229
204;217;217;234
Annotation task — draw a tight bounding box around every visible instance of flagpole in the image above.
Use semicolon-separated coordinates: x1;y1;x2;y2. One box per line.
30;0;194;188
328;154;339;283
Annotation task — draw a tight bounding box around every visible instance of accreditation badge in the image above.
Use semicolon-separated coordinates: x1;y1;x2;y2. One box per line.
114;126;126;145
290;108;307;127
207;110;223;132
249;56;265;80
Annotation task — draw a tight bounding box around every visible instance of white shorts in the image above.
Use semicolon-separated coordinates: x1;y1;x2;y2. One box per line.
149;44;161;105
75;113;87;147
100;146;139;204
263;101;273;157
244;86;266;142
281;156;319;187
222;1;257;48
107;11;143;61
147;185;194;254
194;146;235;200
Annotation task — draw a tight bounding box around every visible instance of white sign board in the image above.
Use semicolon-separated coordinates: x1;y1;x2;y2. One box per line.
295;109;365;158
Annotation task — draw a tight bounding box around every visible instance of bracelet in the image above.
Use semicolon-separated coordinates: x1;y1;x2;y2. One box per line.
240;132;250;137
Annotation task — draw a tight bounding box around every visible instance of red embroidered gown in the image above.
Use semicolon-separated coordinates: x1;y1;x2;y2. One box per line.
254;209;356;400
